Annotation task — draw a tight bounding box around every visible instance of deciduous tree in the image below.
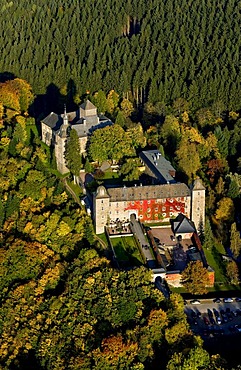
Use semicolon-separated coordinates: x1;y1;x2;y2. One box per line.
65;128;82;182
181;261;210;295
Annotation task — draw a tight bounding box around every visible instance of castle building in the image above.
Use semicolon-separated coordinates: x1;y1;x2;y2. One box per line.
41;100;113;174
93;150;205;234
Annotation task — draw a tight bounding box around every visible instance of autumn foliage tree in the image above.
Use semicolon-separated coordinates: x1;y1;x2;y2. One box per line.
181;261;210;295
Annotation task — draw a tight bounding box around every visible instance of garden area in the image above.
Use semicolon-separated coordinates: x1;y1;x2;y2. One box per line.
111;236;144;267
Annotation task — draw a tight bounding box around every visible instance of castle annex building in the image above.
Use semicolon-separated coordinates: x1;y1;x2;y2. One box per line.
41;100;112;173
94;150;205;234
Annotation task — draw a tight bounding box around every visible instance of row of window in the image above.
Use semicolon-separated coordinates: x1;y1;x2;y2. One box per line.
101;198;186;206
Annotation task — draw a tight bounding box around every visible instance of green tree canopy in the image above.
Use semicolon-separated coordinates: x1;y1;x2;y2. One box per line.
65;128;82;179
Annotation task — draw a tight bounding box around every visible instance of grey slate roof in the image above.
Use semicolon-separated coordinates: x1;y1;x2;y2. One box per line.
171;213;196;234
72;118;113;138
80;99;96;111
103;183;190;202
41;112;63;131
139;150;176;184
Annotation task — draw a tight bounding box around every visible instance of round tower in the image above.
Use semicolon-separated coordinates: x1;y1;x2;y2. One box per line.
191;178;205;233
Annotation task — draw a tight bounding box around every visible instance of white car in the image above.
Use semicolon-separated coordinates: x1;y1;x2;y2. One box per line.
223;298;233;303
190;300;201;304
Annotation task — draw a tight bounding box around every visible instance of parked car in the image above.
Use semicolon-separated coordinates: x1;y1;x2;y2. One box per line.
191;310;197;319
236;309;241;316
203;316;210;325
226;308;233;321
213;298;221;303
210;317;216;325
216;316;222;325
235;297;241;302
190;300;201;304
220;310;228;323
207;309;213;319
223;298;233;303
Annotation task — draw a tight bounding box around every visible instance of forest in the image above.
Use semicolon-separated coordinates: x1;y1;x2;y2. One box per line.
1;0;241;113
1;0;241;368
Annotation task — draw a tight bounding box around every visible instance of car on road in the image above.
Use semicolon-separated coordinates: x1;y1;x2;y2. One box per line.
190;300;201;304
235;297;241;302
223;298;233;303
213;298;221;303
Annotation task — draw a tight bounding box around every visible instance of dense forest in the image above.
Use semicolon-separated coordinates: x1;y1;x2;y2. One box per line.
1;0;241;368
1;0;241;111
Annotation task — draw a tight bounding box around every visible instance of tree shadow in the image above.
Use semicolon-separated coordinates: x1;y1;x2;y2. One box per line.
29;79;79;121
0;71;16;83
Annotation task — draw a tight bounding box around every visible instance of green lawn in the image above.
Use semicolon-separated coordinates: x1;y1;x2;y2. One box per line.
204;247;227;283
111;236;144;266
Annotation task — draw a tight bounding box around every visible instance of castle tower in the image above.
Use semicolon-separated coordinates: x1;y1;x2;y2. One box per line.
93;186;110;234
191;178;205;233
55;106;69;174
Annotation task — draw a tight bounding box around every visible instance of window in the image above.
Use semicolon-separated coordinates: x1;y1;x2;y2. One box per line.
162;213;166;217
170;212;173;216
155;207;158;211
116;203;118;207
198;192;200;195
102;207;104;211
101;200;104;204
147;200;151;204
131;201;134;205
155;213;158;218
140;201;143;205
147;208;151;212
169;198;173;203
139;215;143;219
147;214;151;218
170;206;173;210
162;207;166;211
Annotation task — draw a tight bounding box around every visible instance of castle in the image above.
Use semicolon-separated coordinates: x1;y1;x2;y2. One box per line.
93;150;205;234
41;100;113;173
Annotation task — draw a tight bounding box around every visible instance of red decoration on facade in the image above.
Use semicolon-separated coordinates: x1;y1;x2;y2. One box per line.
124;197;185;222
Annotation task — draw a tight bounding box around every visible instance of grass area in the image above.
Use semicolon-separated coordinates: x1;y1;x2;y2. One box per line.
204;247;227;283
111;236;144;266
66;180;83;198
102;170;119;180
98;233;108;245
102;170;120;186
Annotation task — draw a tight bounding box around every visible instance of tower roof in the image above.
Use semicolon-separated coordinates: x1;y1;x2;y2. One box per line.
192;178;205;191
80;99;96;111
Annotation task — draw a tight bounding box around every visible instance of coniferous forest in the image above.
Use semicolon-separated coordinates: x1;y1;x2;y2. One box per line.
1;0;241;111
2;0;241;369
